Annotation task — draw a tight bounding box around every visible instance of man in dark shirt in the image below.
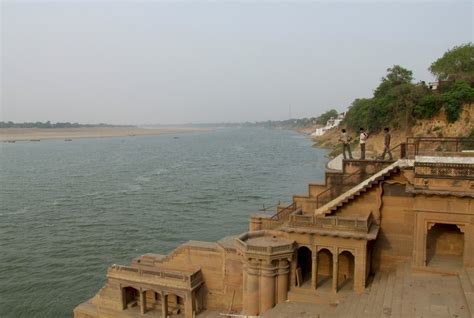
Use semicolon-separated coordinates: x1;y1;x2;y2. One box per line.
339;129;353;159
380;127;393;160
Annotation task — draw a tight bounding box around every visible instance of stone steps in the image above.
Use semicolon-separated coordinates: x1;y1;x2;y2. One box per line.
277;262;471;317
459;268;474;317
287;287;344;305
317;160;408;215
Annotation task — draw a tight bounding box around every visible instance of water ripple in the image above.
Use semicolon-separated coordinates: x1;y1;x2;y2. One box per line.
0;128;327;318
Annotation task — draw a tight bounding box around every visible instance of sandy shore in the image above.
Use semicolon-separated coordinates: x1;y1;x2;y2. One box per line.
0;127;207;142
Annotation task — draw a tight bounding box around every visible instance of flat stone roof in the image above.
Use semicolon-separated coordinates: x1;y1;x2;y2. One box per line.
217;235;239;250
245;235;293;247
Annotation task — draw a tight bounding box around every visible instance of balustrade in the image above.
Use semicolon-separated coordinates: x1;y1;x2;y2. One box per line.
289;213;372;233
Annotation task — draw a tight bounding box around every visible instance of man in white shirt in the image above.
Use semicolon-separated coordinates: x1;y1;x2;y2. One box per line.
359;128;368;159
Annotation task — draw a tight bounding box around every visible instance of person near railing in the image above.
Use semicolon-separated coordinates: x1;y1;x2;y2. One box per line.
339;128;353;159
379;127;393;160
359;128;368;159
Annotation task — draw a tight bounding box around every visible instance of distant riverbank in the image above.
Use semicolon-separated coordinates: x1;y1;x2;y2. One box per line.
0;127;207;141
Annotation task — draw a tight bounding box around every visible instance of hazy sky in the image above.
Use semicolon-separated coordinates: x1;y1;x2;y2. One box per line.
1;1;472;125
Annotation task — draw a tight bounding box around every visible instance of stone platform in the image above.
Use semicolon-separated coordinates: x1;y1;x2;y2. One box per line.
261;262;472;318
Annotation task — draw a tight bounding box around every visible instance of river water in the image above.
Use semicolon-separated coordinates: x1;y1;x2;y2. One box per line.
0;128;327;318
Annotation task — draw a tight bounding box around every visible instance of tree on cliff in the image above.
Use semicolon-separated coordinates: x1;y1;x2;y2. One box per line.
374;65;414;98
315;109;338;125
429;43;474;82
345;65;422;132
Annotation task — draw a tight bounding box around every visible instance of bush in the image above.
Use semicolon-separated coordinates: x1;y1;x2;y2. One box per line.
442;81;474;122
414;95;443;119
345;98;372;132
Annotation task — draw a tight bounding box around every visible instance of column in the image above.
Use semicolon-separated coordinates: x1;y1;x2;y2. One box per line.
311;254;318;289
332;252;338;293
277;260;289;303
260;262;276;313
354;246;367;293
139;290;146;314
161;293;168;318
184;291;194;318
290;257;297;287
243;261;259;316
121;288;127;310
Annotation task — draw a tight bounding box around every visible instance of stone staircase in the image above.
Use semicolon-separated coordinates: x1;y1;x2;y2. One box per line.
316;160;413;215
287;286;344;305
134;246;187;267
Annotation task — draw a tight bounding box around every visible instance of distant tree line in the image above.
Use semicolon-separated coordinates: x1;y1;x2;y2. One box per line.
250;109;340;130
0;121;133;128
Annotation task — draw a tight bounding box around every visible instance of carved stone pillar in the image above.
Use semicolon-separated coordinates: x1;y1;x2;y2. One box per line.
260;262;276;313
185;291;193;318
277;260;289;303
139;290;146;314
161;293;168;318
354;246;367;293
311;255;318;289
290;257;297;287
243;261;260;316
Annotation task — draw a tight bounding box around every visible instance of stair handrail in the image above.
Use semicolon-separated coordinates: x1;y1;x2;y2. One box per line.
270;202;297;220
315;168;366;208
316;157;404;209
406;136;474;156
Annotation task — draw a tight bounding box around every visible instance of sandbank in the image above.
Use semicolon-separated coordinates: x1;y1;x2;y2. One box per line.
0;127;207;142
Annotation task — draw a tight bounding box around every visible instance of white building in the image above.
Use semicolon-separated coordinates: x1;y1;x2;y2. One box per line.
311;112;345;137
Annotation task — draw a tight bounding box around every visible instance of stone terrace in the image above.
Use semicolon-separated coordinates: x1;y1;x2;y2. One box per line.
262;262;472;318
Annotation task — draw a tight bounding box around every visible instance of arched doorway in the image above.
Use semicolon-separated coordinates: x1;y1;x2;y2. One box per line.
316;248;333;290
338;251;355;291
297;246;312;287
167;293;185;315
426;223;464;268
122;286;139;309
144;289;161;312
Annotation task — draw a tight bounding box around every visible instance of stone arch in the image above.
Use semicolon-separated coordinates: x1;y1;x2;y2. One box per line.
338;250;355;291
143;288;161;312
122;286;139;310
316;248;333;289
426;223;464;268
297;246;312;286
167;293;185;315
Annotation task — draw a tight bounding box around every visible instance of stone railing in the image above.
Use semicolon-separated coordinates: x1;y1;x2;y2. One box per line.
107;265;202;290
289;213;372;233
414;162;474;180
236;231;295;256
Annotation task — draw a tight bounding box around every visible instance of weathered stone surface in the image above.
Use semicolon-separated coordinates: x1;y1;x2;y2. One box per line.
74;138;474;318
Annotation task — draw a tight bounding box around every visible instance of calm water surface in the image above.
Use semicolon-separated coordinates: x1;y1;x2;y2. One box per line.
0;128;327;318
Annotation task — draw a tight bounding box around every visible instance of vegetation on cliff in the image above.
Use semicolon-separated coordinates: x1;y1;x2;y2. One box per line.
344;43;474;134
251;109;339;131
429;43;474;82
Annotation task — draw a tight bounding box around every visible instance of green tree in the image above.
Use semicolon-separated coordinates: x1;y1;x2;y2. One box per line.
374;65;414;98
345;98;372;131
443;80;474;122
315;109;338;125
429;43;474;81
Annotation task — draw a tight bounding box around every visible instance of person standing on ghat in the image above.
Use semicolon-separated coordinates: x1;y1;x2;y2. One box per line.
339;128;353;160
380;127;393;160
359;128;368;159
